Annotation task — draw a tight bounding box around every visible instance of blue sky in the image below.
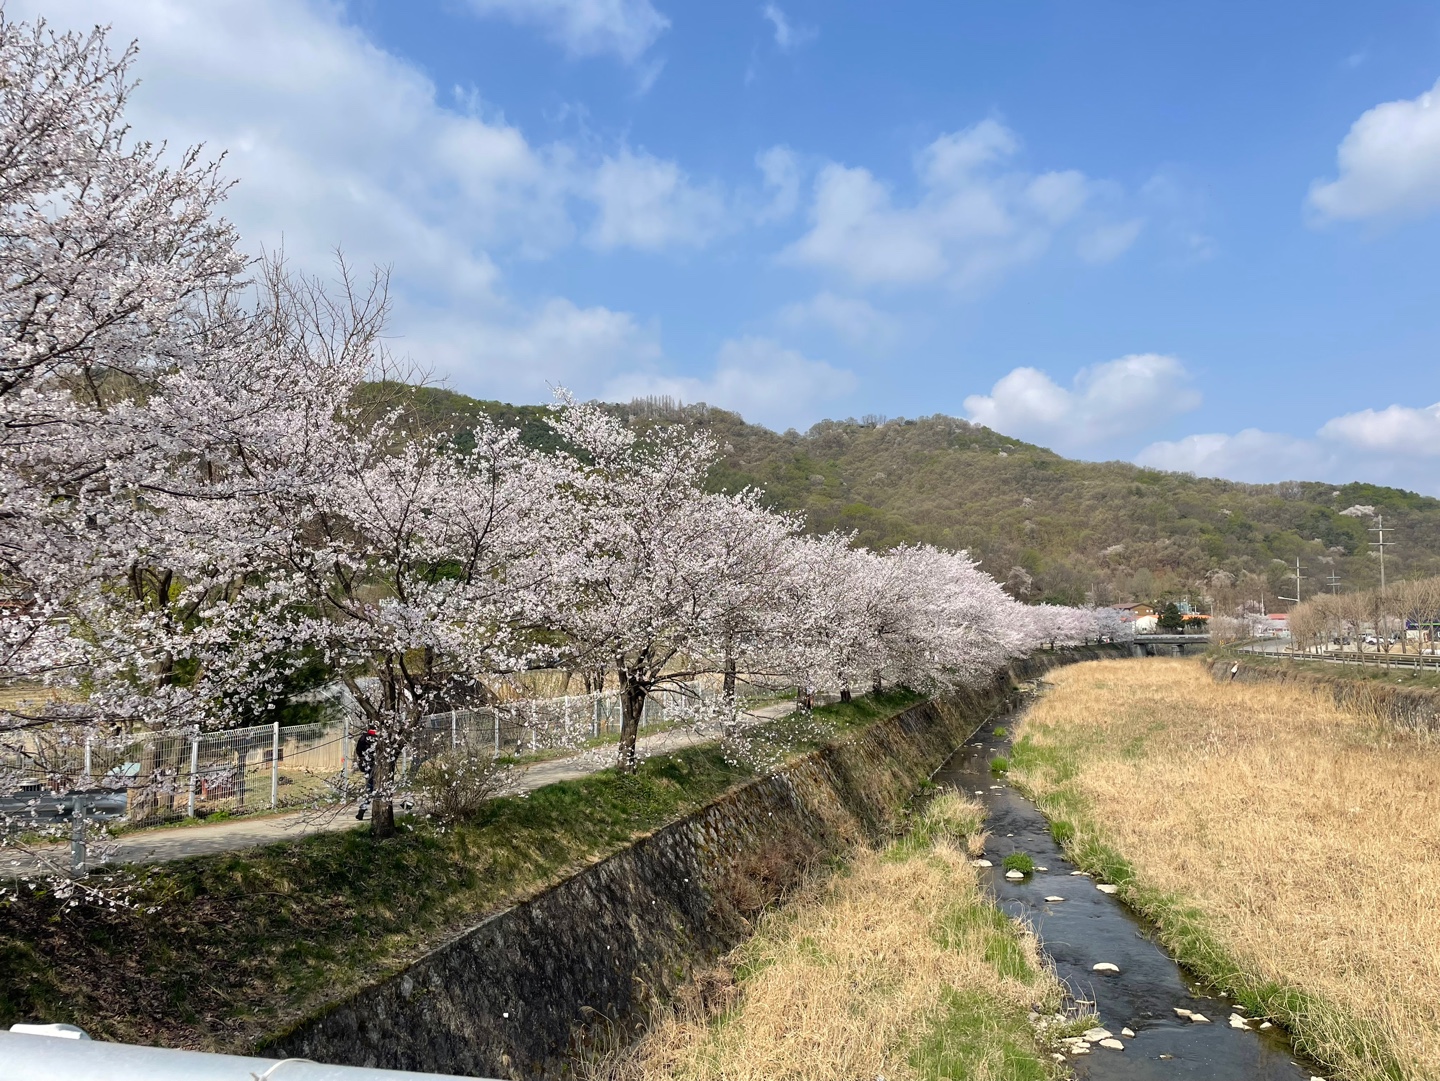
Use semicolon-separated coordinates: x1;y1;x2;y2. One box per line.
23;0;1440;491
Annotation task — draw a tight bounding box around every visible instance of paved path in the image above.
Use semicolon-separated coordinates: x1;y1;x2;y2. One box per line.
4;700;803;877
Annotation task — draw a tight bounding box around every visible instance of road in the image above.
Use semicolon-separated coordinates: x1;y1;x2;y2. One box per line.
3;699;804;878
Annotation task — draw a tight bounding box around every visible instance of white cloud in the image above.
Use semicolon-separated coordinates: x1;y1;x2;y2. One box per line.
1134;398;1440;493
12;0;726;401
1308;76;1440;221
1319;401;1440;454
782;119;1129;289
778;292;898;350
463;0;670;63
11;0;579;293
756;145;802;221
761;3;816;51
604;336;856;430
1077;218;1144;263
1135;430;1325;484
964;354;1201;448
587;149;728;250
404;298;662;402
785;161;950;285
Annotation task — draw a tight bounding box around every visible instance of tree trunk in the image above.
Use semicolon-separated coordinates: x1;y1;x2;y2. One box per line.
722;652;737;701
370;733;396;838
872;671;883;696
839;684;852;704
617;676;646;774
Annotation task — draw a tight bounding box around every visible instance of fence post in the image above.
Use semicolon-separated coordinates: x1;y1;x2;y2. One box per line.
592;695;600;739
83;738;92;779
188;735;199;817
69;794;86;878
270;721;280;809
493;709;500;755
450;709;458;749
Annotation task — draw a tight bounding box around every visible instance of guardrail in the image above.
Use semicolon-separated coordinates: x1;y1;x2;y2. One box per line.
1243;647;1437;669
0;1027;496;1081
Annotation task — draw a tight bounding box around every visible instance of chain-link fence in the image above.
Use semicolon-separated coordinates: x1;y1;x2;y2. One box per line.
2;680;736;830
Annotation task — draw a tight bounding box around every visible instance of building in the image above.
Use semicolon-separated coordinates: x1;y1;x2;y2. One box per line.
1111;603;1158;634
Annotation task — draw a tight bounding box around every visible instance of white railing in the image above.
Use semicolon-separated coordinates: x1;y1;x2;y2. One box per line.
0;1027;492;1081
0;678;784;829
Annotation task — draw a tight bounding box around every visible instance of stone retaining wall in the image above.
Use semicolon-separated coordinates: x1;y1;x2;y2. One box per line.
1208;657;1440;734
264;648;1118;1080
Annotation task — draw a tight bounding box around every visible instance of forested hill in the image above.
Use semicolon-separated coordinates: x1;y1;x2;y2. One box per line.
377;384;1440;608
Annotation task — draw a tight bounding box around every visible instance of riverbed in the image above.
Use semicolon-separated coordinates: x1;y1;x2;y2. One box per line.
932;714;1322;1080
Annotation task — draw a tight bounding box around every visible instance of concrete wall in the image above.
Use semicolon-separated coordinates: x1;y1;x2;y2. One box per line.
1209;657;1440;734
264;648;1119;1080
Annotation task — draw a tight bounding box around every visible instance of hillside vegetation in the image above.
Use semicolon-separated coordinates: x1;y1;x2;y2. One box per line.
377;384;1440;607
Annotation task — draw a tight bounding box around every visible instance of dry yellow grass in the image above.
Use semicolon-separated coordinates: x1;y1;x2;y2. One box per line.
600;792;1066;1081
0;681;74;711
1013;657;1440;1081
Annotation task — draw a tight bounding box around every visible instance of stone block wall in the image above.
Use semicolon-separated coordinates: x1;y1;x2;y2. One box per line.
264;648;1116;1079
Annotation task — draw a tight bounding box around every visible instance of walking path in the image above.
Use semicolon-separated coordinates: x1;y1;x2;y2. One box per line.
4;700;803;878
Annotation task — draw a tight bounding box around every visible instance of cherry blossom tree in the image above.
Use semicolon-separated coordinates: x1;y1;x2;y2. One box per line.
535;397;739;771
0;13;248;716
0;8;1125;858
691;493;808;704
254;409;548;836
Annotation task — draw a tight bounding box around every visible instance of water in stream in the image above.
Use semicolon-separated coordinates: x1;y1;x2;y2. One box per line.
933;716;1323;1080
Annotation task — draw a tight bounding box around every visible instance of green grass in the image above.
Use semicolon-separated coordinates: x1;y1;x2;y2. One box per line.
989;755;1010;774
992;725;1007;737
1001;852;1034;875
912;892;1057;1079
910;990;1054;1081
1008;729;1405;1081
0;689;923;1051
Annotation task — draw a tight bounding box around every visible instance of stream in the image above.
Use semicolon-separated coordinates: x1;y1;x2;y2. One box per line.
932;711;1323;1080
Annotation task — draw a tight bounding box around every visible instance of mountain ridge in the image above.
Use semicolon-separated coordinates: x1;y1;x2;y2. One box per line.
376;383;1440;610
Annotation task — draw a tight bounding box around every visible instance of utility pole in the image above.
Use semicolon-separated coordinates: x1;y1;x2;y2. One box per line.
1279;558;1305;655
1278;558;1305;606
1369;515;1392;596
1327;570;1342;594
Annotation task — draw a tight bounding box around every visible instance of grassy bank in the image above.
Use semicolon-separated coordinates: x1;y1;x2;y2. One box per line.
1227;649;1440;691
595;792;1072;1081
1010;658;1440;1081
0;690;921;1051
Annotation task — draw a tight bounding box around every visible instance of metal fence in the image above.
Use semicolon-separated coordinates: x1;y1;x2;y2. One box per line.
1;680;743;830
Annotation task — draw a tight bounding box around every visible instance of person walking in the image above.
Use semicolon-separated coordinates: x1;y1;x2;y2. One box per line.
354;726;378;820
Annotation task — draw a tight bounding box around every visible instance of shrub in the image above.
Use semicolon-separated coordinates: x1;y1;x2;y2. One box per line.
414;749;507;826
